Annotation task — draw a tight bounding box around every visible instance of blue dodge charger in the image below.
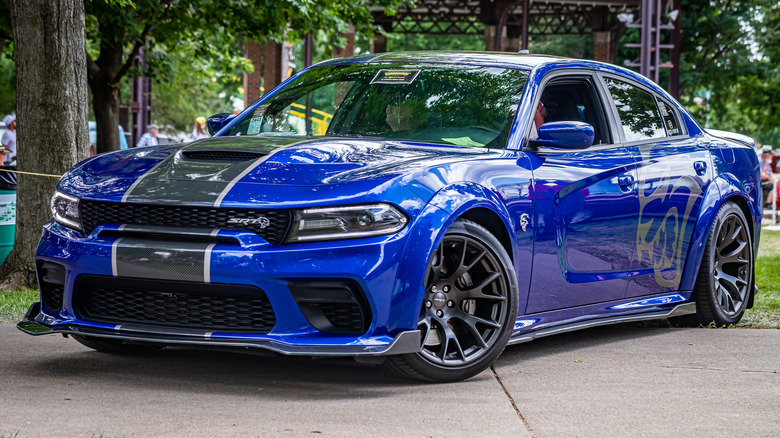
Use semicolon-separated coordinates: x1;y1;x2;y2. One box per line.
20;52;761;381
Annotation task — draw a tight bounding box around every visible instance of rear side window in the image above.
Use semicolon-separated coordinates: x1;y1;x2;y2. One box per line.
657;100;681;137
604;78;665;142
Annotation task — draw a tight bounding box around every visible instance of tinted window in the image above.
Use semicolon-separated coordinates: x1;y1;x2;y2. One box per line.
228;64;528;149
656;100;681;137
536;79;612;145
604;78;665;142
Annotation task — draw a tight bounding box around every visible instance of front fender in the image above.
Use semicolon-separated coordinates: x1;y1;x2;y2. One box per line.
416;182;532;319
427;182;517;251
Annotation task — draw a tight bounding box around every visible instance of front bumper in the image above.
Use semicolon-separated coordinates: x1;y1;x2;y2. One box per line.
18;302;423;356
29;211;441;356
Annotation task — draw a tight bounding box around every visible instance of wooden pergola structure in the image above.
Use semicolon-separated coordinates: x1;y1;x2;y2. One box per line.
244;0;681;105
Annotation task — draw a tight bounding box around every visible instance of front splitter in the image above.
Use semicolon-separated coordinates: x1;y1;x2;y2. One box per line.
17;302;422;357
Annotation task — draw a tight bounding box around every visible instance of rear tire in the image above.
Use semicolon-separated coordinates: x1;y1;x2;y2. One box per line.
684;202;753;326
385;219;518;382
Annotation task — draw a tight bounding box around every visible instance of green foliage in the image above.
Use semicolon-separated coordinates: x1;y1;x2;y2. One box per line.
386;32;484;52
674;0;780;142
0;0;10;43
0;288;37;323
151;49;239;132
531;34;592;59
0;50;14;116
83;0;406;149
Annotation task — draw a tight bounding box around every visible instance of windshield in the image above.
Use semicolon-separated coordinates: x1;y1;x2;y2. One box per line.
228;63;528;149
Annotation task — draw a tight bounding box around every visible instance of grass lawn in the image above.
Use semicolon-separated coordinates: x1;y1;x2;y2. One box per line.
1;231;778;327
0;288;37;323
741;229;780;328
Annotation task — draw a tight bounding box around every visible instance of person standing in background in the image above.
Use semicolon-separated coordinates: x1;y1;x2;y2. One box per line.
192;116;209;140
1;114;17;164
136;124;159;147
760;145;777;208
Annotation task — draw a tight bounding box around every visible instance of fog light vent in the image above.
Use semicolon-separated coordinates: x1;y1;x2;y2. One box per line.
38;261;66;312
289;281;371;334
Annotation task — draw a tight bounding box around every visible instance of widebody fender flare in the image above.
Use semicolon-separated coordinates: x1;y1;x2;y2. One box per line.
679;172;757;292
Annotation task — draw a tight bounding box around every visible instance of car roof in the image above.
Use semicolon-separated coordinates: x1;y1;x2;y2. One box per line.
317;51;569;70
316;51;671;100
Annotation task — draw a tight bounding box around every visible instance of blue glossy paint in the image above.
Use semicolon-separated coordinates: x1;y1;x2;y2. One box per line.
205;113;236;136
30;52;759;355
536;121;595;149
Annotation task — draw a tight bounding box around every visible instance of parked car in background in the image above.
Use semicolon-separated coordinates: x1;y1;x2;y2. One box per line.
21;52;761;382
88;121;128;154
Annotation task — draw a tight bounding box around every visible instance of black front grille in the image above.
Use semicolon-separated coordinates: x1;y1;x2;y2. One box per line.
42;284;64;312
74;276;276;333
181;150;265;161
315;302;366;333
80;201;291;244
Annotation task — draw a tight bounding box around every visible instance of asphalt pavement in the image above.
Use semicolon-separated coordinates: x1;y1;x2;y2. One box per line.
0;323;777;437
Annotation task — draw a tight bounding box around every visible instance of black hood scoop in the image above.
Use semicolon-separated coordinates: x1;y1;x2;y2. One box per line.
181;150;267;161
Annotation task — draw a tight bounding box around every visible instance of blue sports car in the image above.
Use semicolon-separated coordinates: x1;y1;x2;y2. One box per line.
20;52;761;382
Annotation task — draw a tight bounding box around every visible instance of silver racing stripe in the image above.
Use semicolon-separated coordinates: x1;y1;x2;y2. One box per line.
114;238;211;282
123;145;289;205
214;150;280;207
204;243;217;283
111;238;123;276
121;156;172;203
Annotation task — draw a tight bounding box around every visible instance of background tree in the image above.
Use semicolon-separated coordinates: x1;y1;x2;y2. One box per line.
0;0;9;55
1;0;89;287
86;0;404;153
0;0;13;116
149;35;249;134
674;0;779;143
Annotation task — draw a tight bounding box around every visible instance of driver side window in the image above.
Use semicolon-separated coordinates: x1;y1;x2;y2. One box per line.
531;76;613;146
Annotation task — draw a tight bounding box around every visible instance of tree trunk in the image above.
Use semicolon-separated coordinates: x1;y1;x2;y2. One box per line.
91;78;121;153
87;34;126;154
2;0;89;289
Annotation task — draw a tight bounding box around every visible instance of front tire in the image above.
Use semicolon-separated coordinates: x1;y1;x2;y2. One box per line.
691;202;754;326
385;219;518;382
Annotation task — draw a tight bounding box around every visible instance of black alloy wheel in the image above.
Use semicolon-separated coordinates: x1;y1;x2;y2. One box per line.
385;219;517;382
693;202;754;326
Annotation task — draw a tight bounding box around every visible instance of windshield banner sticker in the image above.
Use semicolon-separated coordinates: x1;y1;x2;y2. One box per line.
370;69;421;85
247;105;268;135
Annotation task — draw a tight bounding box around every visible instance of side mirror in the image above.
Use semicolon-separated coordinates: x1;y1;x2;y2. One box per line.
535;121;594;150
206;113;236;136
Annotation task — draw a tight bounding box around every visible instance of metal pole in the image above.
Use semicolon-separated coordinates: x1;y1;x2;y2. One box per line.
522;0;529;50
304;33;313;135
669;0;681;98
653;0;662;83
640;0;652;79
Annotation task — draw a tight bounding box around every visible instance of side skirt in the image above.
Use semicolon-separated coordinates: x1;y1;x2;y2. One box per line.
508;301;696;346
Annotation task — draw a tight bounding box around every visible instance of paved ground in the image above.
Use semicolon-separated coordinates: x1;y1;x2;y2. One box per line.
0;323;777;437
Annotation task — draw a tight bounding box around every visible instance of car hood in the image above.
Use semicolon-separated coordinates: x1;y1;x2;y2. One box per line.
61;136;499;206
77;136;491;187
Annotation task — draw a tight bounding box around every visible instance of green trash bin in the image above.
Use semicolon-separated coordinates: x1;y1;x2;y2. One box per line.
0;189;16;265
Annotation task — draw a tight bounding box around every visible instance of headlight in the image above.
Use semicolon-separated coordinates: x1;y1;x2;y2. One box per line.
285;203;408;243
50;191;81;231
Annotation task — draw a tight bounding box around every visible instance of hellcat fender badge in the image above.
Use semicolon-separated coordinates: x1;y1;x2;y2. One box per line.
227;217;270;228
519;213;530;232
